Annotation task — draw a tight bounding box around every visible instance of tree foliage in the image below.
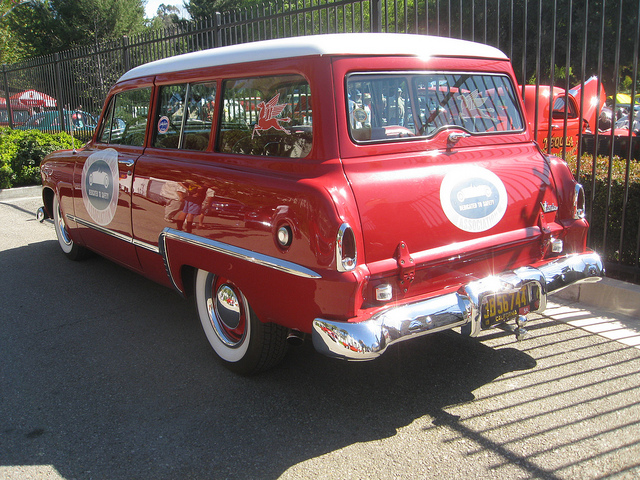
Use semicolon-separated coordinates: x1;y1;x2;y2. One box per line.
185;0;263;21
1;0;638;99
147;3;186;29
4;0;146;58
504;0;639;93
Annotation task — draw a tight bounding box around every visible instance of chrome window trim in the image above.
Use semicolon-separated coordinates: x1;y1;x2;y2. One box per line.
345;70;526;144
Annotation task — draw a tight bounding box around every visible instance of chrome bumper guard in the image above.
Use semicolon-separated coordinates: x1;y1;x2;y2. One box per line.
312;252;603;361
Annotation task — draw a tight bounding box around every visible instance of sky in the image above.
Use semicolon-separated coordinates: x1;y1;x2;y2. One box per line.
144;0;190;19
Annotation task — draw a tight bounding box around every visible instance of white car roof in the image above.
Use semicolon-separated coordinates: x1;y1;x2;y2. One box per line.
118;33;508;83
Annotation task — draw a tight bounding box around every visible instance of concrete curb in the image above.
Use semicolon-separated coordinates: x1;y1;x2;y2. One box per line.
554;276;640;319
0;185;42;201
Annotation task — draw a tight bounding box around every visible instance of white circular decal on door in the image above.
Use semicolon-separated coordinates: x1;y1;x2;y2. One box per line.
81;148;119;226
440;165;508;233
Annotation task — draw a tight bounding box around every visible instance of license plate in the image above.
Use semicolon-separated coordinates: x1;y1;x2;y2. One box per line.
481;284;540;329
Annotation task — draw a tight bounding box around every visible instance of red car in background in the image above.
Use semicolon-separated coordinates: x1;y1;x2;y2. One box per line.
522;76;605;155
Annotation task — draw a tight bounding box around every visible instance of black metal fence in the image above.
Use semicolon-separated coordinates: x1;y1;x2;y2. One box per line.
1;0;640;279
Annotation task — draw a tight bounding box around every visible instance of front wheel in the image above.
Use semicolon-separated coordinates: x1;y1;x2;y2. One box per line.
194;269;288;374
53;194;89;261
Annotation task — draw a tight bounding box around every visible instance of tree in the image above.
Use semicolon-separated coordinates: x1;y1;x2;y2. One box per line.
1;0;49;60
185;0;263;21
148;3;185;29
5;0;146;58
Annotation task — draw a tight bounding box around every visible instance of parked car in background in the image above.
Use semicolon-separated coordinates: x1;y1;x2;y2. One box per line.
598;93;639;129
584;105;640;160
0;100;31;127
20;109;98;135
521;76;605;155
615;107;640;133
38;33;602;375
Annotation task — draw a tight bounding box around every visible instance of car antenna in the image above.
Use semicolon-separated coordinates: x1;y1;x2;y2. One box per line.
66;105;76;154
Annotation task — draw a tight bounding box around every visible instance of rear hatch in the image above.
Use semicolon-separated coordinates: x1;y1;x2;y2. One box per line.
341;71;559;295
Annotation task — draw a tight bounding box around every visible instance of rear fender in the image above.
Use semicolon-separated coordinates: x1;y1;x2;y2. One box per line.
158;228;364;332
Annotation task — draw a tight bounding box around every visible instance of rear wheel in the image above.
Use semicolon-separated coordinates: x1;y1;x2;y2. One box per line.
53;194;88;261
194;269;288;374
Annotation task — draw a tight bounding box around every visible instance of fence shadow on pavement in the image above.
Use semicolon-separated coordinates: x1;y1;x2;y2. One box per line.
1;235;639;479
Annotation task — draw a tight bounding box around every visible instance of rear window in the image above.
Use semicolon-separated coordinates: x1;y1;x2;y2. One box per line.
347;73;524;143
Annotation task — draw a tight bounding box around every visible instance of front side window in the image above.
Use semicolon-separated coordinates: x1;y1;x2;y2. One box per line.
552;95;578;119
99;87;151;146
217;75;312;158
154;82;216;151
347;73;525;142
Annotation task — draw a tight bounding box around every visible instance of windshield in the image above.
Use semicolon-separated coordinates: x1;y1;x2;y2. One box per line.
347;73;524;142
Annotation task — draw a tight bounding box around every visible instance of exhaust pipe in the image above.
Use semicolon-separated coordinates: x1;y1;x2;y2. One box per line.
287;330;305;346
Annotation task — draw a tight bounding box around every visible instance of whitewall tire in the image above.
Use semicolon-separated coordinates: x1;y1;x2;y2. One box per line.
194;269;288;374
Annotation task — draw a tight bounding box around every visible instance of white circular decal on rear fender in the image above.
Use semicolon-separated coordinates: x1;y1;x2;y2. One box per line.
81;148;119;226
440;165;508;233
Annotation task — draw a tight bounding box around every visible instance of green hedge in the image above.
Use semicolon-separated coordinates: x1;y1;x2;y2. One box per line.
567;154;640;269
0;128;76;189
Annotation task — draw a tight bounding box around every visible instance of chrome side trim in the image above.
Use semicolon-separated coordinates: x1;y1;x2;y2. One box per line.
158;229;182;294
66;214;160;254
133;239;160;254
159;228;322;280
68;214;132;244
312;252;603;361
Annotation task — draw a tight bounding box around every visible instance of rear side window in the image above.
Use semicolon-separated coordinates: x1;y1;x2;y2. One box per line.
99;87;151;146
153;82;216;151
347;73;524;142
217;74;312;158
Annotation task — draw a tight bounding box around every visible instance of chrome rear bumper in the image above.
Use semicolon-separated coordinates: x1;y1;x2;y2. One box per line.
312;252;603;361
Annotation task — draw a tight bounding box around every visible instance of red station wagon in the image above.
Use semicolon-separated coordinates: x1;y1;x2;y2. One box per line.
38;33;603;374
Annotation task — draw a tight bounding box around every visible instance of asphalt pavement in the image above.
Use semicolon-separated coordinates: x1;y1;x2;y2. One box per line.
1;191;639;480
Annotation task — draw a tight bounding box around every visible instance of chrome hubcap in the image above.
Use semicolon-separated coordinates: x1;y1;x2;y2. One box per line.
216;285;241;329
205;274;247;347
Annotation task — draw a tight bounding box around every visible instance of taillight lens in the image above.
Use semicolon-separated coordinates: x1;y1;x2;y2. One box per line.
336;223;357;272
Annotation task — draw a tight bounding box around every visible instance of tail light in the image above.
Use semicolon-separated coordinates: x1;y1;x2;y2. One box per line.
574;184;586;219
336;223;357;272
